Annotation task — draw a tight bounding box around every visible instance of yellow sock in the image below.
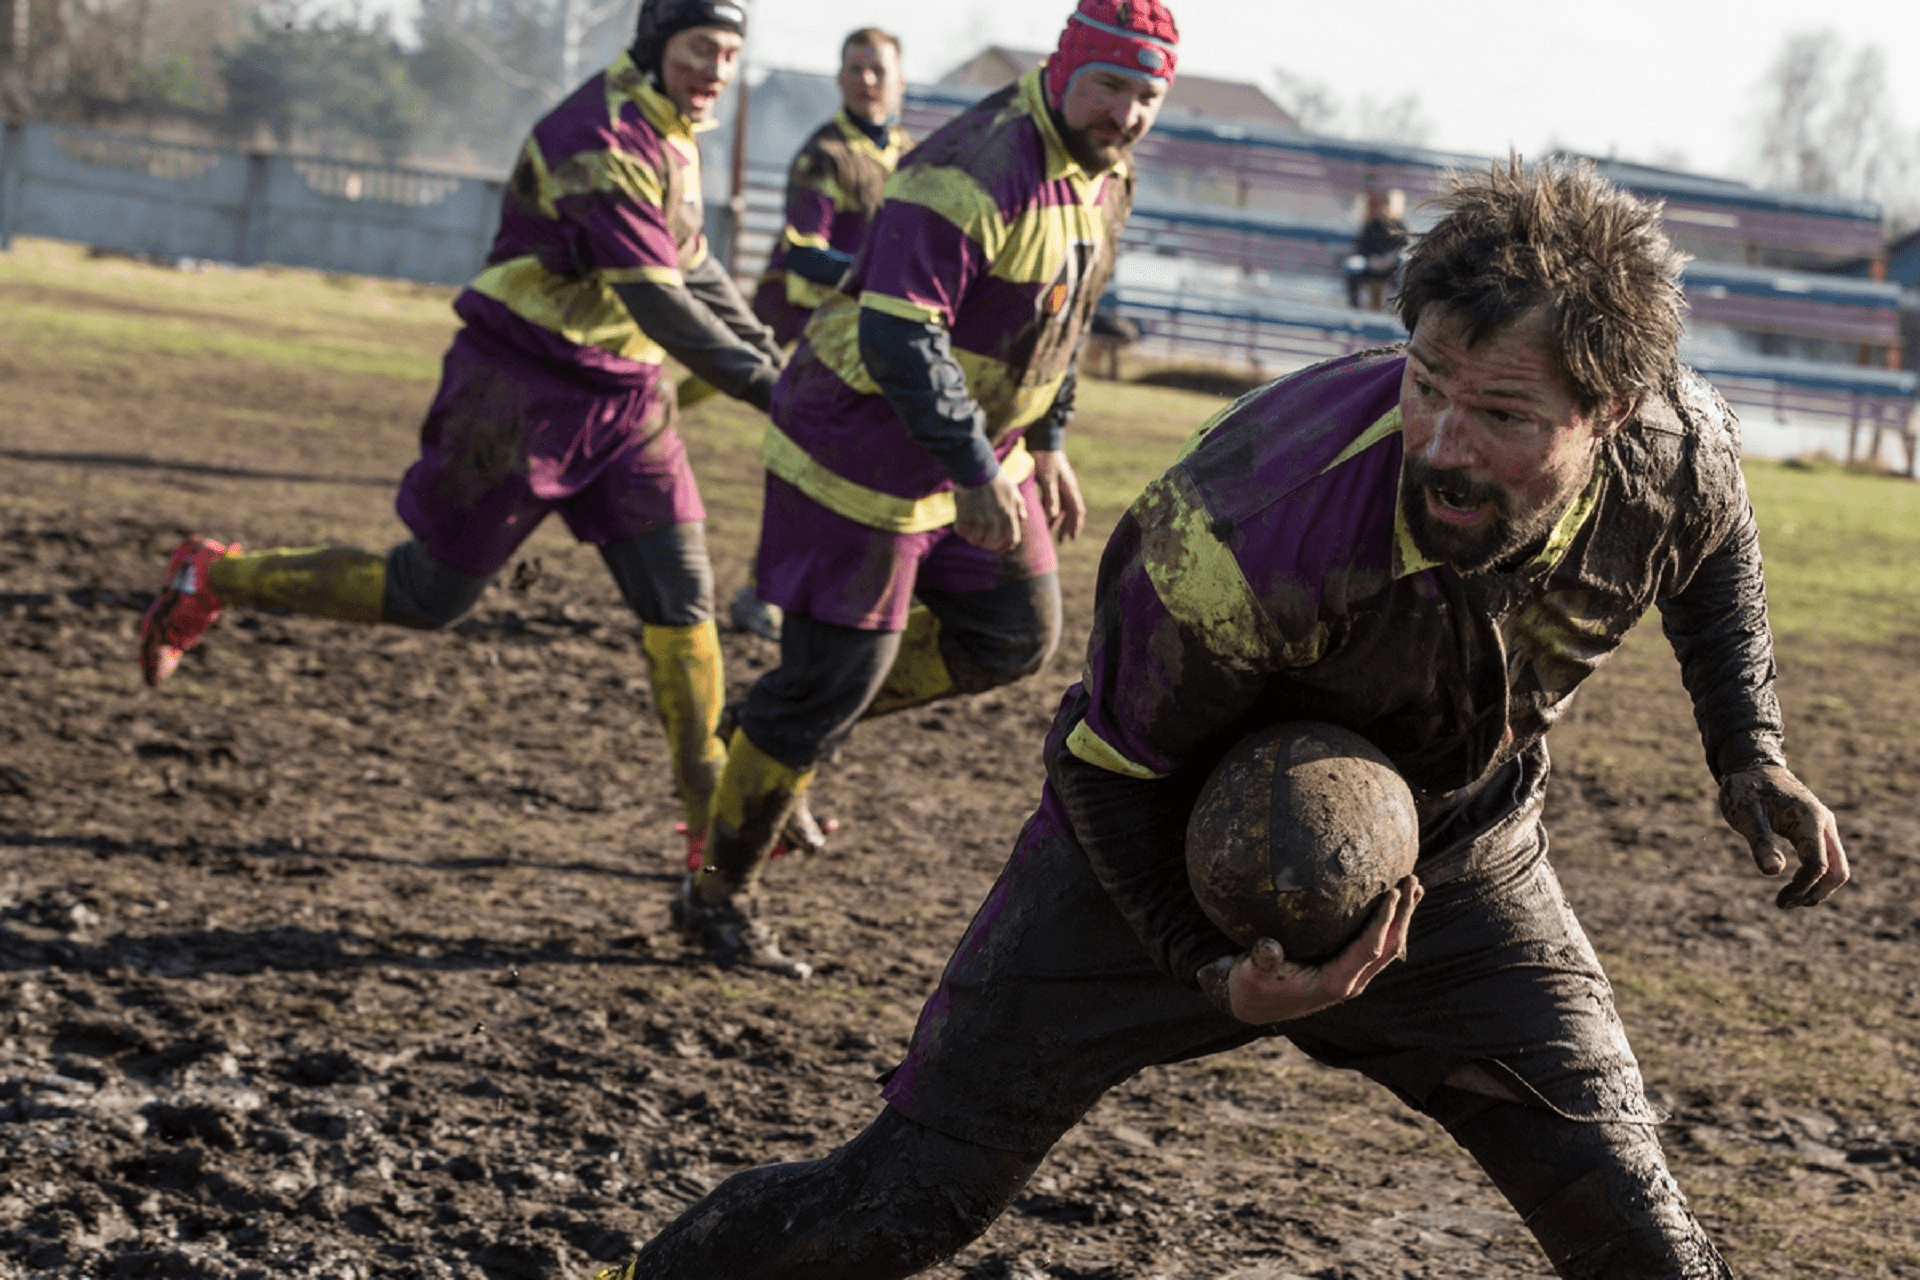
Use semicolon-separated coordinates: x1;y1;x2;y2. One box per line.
207;547;385;624
864;606;956;717
702;727;813;895
641;620;728;831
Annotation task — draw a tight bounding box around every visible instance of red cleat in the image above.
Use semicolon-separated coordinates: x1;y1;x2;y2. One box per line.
676;822;706;871
771;796;838;860
139;537;240;686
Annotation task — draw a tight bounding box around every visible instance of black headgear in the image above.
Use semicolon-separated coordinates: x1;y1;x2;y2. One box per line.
632;0;748;76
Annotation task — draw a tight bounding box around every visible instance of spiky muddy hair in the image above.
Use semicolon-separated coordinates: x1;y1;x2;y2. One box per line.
1397;156;1688;417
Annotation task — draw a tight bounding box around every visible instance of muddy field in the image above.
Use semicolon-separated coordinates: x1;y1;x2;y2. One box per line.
4;243;1920;1278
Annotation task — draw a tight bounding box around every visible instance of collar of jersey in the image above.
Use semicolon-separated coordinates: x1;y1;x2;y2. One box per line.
833;108;908;164
1017;65;1127;192
609;51;715;140
1361;407;1607;580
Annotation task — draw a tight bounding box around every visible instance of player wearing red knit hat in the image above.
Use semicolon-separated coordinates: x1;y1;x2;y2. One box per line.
658;0;1180;985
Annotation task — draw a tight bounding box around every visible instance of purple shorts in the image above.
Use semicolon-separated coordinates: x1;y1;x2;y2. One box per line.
395;329;702;578
754;472;1059;632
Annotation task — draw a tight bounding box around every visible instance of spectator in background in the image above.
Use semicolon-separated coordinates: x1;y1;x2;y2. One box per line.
1346;187;1408;310
735;27;914;642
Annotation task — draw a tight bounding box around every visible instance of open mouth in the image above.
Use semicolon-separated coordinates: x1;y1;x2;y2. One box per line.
1424;479;1494;526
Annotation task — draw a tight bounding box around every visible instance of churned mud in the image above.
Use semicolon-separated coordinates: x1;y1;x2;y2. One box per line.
5;258;1920;1279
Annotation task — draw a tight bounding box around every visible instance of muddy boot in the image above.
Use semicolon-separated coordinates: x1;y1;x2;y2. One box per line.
728;582;782;641
670;875;811;979
772;793;837;860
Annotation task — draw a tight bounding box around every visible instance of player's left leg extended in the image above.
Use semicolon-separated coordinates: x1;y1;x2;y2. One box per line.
140;538;491;685
600;524;723;856
601;1106;1041;1280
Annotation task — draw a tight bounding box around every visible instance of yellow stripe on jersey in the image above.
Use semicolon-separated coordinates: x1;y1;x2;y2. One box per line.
762;423;1035;533
1323;406;1403;474
990;198;1107;288
950;349;1066;433
512;138;560;218
1132;466;1305;672
468;256;667;364
1065;719;1167;779
600;264;685;287
882;165;1008;261
540;146;664;208
858;290;945;327
785;274;834;309
784;228;833;251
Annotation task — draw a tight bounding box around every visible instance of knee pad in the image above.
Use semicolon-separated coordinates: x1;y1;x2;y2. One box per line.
600;525;714;627
382;541;489;630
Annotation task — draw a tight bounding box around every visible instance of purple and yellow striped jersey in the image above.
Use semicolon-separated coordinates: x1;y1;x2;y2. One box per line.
757;110;913;316
764;66;1132;533
1063;348;1783;800
452;51;711;390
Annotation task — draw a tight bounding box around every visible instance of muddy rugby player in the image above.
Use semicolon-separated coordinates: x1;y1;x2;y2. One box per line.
137;0;789;869
667;0;1180;979
600;160;1850;1279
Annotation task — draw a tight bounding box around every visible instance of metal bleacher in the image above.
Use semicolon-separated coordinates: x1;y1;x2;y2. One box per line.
719;68;1916;467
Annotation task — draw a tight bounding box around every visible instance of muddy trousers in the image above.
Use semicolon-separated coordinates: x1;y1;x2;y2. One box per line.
209;529;725;827
610;1096;1726;1280
696;573;1061;896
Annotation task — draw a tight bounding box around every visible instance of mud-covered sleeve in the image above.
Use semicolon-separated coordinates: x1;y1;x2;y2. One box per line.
851;165;1003;486
1047;464;1326;989
1654;384;1787;780
1656;499;1787;780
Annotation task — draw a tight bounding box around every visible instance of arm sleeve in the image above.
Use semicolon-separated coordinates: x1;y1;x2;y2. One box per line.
682;254;784;363
1024;362;1077;454
612;280;780;412
857;307;999;487
851;169;1003;485
787;243;855;286
1656;501;1788;779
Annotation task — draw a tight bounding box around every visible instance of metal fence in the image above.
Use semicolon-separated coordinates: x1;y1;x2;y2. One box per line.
0;120;505;286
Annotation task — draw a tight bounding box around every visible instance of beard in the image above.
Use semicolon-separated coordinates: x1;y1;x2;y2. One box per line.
1059;119;1140;174
1400;455;1583;574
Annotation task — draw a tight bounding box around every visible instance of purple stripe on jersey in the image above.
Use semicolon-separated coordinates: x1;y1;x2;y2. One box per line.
554;189;682;272
857;199;988;325
949;273;1047;357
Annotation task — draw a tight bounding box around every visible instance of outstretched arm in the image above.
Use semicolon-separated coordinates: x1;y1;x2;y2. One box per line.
612;278;781;412
1659;501;1848;907
680;255;785;363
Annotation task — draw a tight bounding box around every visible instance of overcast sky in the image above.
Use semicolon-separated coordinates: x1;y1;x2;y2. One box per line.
738;0;1919;182
373;0;1919;183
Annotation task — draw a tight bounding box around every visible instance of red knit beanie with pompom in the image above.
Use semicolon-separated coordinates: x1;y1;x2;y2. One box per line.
1044;0;1179;107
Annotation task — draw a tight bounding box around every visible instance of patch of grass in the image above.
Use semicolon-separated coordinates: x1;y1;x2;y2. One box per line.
1743;458;1920;647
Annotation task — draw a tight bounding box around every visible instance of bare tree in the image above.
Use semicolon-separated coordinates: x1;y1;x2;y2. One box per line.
1268;67;1432;147
1750;30;1918;228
